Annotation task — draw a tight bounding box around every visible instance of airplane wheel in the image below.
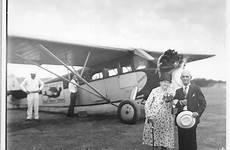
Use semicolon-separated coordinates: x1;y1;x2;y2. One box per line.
117;100;141;124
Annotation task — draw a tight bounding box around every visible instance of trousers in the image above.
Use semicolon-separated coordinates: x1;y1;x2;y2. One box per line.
67;92;77;117
27;93;39;119
178;125;197;150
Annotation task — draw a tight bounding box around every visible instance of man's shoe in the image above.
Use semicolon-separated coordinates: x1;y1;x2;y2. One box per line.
26;119;32;121
34;118;40;121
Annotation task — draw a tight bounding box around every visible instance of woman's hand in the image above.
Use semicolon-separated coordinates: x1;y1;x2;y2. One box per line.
147;118;155;124
172;99;179;105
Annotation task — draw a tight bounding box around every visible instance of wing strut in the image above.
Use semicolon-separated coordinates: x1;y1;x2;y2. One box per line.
15;53;104;99
80;51;91;76
134;49;155;61
38;44;114;105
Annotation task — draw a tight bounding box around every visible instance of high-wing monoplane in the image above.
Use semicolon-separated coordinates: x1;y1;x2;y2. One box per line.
7;36;214;124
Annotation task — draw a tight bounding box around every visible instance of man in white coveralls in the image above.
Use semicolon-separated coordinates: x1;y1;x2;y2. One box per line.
20;71;44;120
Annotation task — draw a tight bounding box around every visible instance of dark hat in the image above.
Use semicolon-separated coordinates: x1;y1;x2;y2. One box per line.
160;73;172;82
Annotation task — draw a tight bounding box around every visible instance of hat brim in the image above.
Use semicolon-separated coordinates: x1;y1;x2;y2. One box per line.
176;110;196;129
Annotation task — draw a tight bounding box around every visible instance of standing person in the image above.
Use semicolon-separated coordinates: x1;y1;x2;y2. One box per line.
67;74;78;117
20;71;44;120
143;73;175;150
174;70;206;150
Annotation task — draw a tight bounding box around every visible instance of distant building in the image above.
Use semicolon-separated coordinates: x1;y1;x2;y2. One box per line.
7;74;21;91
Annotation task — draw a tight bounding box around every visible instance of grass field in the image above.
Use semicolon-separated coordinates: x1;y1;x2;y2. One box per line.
6;86;226;150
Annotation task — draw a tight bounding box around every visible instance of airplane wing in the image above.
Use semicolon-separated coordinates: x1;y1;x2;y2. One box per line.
180;53;215;63
147;51;215;63
8;36;214;67
8;36;132;67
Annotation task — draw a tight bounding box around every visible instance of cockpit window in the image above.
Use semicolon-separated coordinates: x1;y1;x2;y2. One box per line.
108;68;118;76
122;66;132;73
92;72;103;80
133;56;148;71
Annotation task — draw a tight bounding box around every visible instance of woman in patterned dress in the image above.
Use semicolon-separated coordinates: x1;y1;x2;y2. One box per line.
143;73;175;150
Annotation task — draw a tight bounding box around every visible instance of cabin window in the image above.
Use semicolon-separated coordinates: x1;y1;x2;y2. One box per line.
122;66;132;73
108;68;118;76
136;65;146;70
92;72;103;80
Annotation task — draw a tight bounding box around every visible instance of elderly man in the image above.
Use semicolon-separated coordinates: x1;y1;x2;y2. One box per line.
174;70;206;150
20;71;44;120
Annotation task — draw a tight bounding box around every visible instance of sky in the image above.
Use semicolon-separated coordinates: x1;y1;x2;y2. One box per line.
7;0;228;80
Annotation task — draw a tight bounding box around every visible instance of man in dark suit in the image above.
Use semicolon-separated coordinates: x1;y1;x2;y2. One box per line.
174;70;206;150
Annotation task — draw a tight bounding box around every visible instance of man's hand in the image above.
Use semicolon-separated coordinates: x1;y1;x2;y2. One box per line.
179;99;187;106
192;112;199;118
35;90;40;93
27;90;40;94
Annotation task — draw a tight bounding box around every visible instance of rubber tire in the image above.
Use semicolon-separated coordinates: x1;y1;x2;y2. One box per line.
117;100;141;124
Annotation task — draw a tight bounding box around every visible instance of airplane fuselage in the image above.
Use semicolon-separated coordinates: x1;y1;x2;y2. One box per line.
42;68;159;106
7;68;160;114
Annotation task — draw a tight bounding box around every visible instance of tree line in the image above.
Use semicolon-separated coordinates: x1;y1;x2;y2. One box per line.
191;78;225;87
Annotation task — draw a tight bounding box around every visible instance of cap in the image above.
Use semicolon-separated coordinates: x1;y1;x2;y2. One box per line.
30;70;37;74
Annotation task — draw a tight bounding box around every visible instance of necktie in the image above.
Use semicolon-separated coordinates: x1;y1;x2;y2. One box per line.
183;86;187;97
183;86;188;110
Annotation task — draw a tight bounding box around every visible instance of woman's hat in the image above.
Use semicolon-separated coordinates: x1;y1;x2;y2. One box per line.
159;73;172;82
176;110;196;129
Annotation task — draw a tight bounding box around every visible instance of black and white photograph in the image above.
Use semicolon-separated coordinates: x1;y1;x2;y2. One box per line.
1;0;228;150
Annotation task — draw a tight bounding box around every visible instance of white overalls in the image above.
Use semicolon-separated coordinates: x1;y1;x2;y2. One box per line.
20;78;44;119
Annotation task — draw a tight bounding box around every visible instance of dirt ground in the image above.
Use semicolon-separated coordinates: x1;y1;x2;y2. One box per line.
6;86;226;150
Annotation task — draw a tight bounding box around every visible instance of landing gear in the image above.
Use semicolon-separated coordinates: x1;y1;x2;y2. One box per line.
117;100;141;124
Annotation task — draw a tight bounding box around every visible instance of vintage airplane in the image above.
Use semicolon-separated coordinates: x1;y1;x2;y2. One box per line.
7;35;214;124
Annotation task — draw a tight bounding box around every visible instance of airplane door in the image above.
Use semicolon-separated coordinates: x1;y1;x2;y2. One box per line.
119;73;137;89
119;71;147;92
104;75;130;101
104;72;139;102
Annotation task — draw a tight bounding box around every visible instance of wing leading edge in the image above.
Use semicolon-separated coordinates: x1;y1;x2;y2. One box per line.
147;51;215;63
7;36;215;67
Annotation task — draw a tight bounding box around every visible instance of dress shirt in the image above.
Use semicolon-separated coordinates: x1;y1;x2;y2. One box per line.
68;79;78;93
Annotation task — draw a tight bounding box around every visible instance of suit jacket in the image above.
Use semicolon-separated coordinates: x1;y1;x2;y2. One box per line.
174;84;206;125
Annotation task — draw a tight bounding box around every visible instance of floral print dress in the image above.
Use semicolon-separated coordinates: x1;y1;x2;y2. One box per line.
143;87;175;149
